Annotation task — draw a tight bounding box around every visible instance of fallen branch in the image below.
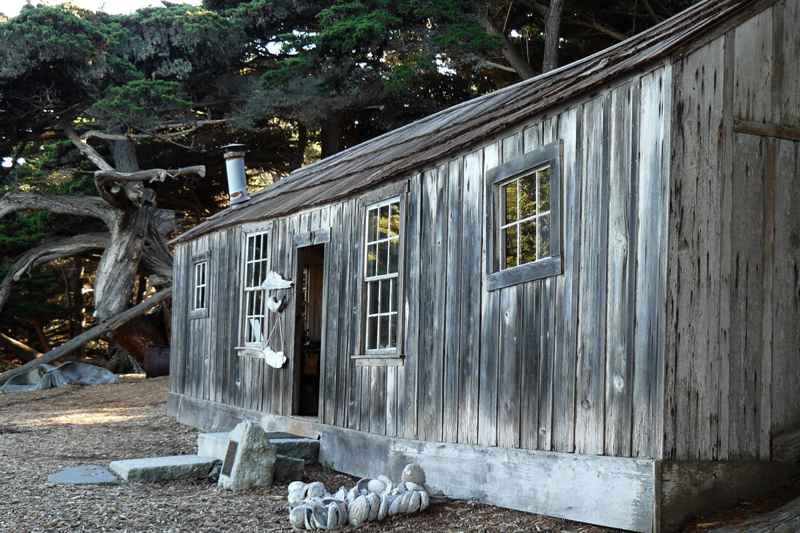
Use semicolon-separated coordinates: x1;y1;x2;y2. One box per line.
0;288;171;385
0;332;41;363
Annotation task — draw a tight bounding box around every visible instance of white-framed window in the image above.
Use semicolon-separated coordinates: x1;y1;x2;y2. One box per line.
363;198;401;353
192;260;208;311
242;231;270;344
486;140;562;291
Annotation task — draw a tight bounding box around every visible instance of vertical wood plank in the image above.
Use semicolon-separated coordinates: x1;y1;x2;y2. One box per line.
497;132;523;449
400;174;422;439
418;165;448;442
552;107;582;454
520;125;543;450
478;141;500;448
604;81;639;457
324;203;343;425
633;67;671;459
442;158;462;443
733;8;774;124
575;94;611;456
457;152;483;445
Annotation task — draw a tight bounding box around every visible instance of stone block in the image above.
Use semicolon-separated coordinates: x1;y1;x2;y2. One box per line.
268;435;319;465
274;454;305;483
197;432;229;461
109;455;216;482
218;420;277;491
47;465;120;486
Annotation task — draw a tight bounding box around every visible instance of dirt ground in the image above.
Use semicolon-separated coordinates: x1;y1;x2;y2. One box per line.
0;376;614;533
0;377;796;533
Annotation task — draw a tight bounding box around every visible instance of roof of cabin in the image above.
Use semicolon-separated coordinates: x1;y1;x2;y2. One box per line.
174;0;763;243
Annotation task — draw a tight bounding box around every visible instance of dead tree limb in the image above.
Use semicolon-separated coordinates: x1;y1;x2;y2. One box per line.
94;166;206;183
0;288;171;385
64;126;114;171
0;192;120;229
0;332;41;363
0;233;110;316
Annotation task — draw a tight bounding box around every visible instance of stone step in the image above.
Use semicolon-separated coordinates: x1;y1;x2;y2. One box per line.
109;455;217;482
197;430;319;464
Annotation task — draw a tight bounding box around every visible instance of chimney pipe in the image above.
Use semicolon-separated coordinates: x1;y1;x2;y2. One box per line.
222;143;250;206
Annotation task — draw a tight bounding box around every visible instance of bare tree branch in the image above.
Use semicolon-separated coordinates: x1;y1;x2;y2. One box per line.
0;192;120;229
0;288;171;385
94;165;206;183
482;60;519;73
64;126;113;171
572;17;627;42
0;332;41;363
480;10;536;79
0;233;110;316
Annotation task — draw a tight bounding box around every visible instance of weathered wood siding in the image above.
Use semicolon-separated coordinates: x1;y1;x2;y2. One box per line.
171;64;673;460
664;1;800;461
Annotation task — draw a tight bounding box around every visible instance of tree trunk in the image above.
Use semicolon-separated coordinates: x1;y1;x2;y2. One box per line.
321;113;345;158
480;10;536;79
542;0;565;72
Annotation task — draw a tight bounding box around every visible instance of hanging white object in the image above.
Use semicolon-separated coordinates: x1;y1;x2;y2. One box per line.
260;271;294;290
236;345;287;368
266;295;286;313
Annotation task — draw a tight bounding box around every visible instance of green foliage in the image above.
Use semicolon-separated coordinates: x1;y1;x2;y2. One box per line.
89;80;193;132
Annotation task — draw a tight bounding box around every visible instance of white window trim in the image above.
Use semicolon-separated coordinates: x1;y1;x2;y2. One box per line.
363;196;401;354
239;228;271;346
192;260;208;311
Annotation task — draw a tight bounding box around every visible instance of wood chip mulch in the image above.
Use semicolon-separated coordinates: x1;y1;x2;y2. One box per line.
0;376;616;532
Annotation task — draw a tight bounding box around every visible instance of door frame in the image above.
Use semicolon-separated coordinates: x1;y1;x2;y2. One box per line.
291;229;330;418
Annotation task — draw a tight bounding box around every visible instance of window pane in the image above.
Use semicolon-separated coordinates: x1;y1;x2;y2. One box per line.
367;244;378;277
503;225;518;269
377;241;388;276
379;315;390;349
538;168;551;213
519;173;536;218
389;278;398;312
378;205;389;239
247;236;255;260
368;282;379;314
388;238;399;274
368;209;378;242
520;219;537;265
538;214;551;259
389;314;398;348
389;203;400;237
503;180;518;224
380;279;391;313
367;316;378;350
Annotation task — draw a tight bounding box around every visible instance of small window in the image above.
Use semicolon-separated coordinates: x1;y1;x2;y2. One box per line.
486;141;562;291
192;260;208;311
242;231;270;344
364;198;401;353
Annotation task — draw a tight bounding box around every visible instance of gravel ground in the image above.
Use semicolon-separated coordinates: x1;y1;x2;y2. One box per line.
0;376;613;533
2;376;795;532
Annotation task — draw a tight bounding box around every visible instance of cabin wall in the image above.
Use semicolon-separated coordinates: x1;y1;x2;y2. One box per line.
171;64;673;461
664;0;800;461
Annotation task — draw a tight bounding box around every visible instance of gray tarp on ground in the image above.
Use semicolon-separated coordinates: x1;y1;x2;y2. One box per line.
0;361;118;393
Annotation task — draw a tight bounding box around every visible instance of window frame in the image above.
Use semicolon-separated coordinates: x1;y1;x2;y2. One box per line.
189;252;210;319
485;141;563;291
237;223;272;347
352;180;408;366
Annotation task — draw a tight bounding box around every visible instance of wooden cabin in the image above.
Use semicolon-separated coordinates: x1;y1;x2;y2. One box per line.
168;0;800;530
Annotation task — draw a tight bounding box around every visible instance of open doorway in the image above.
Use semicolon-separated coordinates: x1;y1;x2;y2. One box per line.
292;244;325;417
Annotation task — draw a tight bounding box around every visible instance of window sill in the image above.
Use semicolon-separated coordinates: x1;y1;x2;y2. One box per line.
486;255;562;291
189;308;209;320
351;354;405;367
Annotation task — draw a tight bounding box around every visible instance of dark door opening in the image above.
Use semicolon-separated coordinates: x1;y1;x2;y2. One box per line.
293;244;325;417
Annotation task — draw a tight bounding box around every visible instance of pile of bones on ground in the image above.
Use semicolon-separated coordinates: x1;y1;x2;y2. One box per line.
288;463;430;529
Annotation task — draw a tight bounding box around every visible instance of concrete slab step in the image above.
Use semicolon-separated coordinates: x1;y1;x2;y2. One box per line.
109;455;216;482
197;430;319;464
